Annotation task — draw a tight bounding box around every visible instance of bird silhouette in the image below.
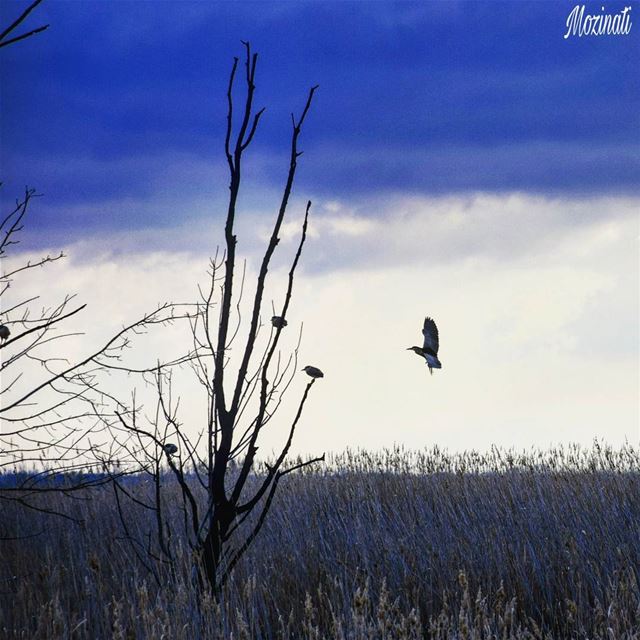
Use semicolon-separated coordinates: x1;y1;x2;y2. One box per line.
302;365;324;379
163;443;178;456
0;325;10;343
407;317;442;375
271;315;288;329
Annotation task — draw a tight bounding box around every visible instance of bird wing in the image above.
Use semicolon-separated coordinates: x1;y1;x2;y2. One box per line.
422;317;439;356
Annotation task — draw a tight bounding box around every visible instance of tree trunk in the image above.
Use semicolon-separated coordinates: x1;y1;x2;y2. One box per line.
201;501;235;592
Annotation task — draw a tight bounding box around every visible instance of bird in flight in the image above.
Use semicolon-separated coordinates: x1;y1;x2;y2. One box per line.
407;317;442;375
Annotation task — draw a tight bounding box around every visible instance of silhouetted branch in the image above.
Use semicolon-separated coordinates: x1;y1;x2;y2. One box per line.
0;0;49;50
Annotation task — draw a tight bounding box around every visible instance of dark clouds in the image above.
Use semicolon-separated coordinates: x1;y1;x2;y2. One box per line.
1;0;638;241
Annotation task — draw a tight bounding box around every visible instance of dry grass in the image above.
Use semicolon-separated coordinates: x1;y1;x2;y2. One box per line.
1;443;639;638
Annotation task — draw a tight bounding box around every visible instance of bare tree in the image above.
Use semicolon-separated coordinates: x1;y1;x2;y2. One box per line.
96;42;324;592
0;1;183;526
0;186;194;526
1;5;322;588
0;3;200;567
0;0;116;525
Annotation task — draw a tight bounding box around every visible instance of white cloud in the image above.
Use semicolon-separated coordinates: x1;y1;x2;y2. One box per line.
2;192;637;456
299;192;639;272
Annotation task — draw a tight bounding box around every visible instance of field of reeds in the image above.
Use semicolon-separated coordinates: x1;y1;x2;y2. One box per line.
1;443;639;639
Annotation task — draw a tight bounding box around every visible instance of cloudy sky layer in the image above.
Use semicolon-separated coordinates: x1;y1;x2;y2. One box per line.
1;1;638;453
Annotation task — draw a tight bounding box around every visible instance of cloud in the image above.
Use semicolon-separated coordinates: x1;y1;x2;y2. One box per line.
2;0;637;214
3;192;637;455
11;154;637;274
297;192;639;273
297;141;640;195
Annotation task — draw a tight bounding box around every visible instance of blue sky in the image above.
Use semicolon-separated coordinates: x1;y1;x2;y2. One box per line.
1;1;639;240
1;1;638;452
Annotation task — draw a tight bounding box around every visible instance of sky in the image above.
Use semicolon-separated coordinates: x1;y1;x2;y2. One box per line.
1;0;639;456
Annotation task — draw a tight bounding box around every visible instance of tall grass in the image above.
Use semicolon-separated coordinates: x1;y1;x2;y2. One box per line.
1;443;639;638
